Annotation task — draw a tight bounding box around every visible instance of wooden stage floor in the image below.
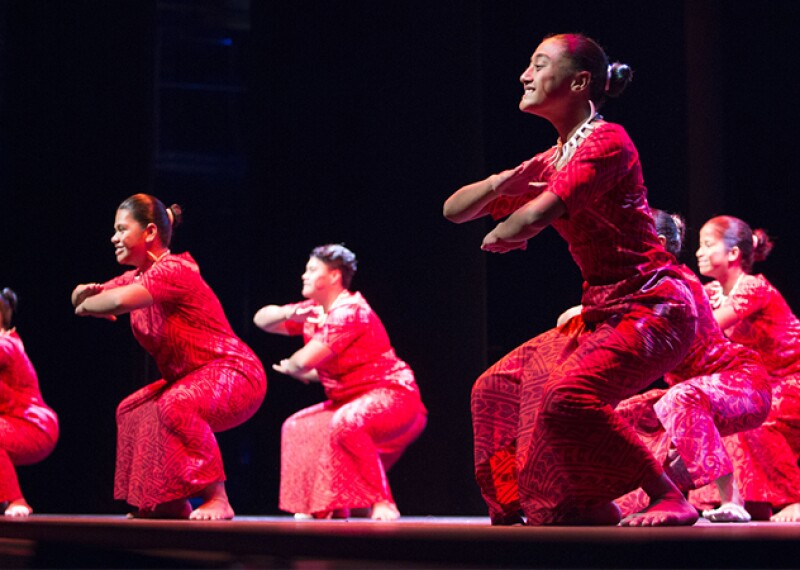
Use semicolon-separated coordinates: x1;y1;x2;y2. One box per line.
0;515;799;569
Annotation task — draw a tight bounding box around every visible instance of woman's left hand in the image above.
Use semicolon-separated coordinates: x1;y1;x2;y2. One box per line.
481;229;528;253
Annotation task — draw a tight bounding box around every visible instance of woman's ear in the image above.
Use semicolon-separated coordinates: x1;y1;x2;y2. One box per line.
144;222;159;244
571;70;591;93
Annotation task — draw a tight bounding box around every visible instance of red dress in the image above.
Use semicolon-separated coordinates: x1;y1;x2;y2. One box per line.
472;121;697;525
614;266;771;516
279;291;427;515
690;274;800;510
105;252;266;510
0;330;59;503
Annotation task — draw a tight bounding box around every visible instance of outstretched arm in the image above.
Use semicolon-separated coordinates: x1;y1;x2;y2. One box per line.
481;190;566;253
74;283;153;319
444;161;546;224
254;304;323;335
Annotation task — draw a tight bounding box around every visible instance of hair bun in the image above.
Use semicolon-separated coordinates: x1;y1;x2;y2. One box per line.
606;62;633;98
752;228;774;262
167;204;183;228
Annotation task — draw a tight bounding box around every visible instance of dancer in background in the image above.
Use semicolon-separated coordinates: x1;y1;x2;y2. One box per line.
613;210;771;523
444;33;698;526
0;288;59;517
254;244;426;521
691;216;800;521
72;194;266;520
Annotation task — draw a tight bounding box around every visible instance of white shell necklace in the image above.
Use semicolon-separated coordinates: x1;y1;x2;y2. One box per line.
550;100;602;171
718;272;745;306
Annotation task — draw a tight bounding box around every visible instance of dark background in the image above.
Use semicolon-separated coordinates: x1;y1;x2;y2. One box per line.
0;0;796;517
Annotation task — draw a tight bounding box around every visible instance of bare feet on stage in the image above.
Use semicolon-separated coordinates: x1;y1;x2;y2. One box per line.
189;481;235;520
3;498;32;517
370;500;401;521
127;499;192;519
620;473;699;527
770;503;800;522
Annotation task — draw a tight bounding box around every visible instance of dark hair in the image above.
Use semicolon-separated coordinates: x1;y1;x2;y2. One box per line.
548;33;633;107
118;194;183;247
310;244;358;289
704;215;774;273
0;287;18;329
651;208;685;257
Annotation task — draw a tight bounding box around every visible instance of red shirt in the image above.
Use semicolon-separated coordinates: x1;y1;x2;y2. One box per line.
285;291;419;403
104;252;264;384
488;121;687;320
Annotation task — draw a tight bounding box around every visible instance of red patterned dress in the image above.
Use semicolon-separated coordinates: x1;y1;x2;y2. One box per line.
0;330;59;503
472;121;697;525
279;291;427;515
690;274;800;510
614;266;771;515
105;252;266;510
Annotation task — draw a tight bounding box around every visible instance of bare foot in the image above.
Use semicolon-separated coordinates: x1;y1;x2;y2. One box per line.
771;503;800;522
703;502;751;523
4;498;32;517
620;492;698;527
370;500;400;521
128;499;192;519
189;481;234;520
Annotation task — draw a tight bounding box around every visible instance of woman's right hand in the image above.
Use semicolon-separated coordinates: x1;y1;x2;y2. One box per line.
491;160;547;197
71;283;104;308
287;305;325;325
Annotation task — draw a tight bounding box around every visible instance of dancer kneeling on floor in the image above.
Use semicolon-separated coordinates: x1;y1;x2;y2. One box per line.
690;216;800;522
254;244;427;521
613;209;771;524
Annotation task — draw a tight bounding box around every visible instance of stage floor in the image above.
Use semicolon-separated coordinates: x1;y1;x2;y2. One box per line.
1;515;799;569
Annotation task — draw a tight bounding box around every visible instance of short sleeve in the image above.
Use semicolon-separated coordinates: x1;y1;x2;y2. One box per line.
547;124;637;216
283;300;316;336
0;335;13;367
728;275;768;319
314;303;367;354
138;259;192;304
102;271;136;290
485;155;550;221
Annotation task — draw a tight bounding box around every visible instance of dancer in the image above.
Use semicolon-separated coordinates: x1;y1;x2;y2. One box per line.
444;33;698;526
0;288;59;517
72;194;266;520
691;216;800;522
613;210;771;523
254;244;426;521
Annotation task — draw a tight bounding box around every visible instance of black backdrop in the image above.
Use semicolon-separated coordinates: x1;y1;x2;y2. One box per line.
1;0;797;516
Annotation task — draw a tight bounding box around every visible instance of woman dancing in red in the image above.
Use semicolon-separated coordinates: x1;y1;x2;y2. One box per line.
444;33;698;526
254;244;426;520
72;194;266;520
0;288;59;517
614;210;771;523
691;216;800;522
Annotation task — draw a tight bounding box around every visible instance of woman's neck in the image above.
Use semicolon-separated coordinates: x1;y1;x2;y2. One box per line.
553;100;595;143
721;267;746;296
318;288;346;313
137;246;170;272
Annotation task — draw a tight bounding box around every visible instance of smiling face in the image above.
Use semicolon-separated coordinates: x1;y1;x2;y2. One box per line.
301;256;340;301
696;224;735;280
518;37;578;117
111;208;150;267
